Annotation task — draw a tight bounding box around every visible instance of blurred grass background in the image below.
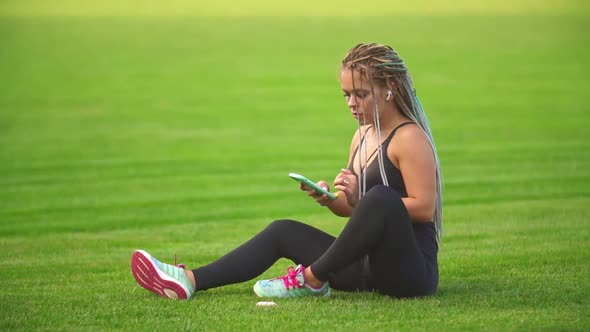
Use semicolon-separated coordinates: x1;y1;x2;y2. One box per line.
0;0;589;330
3;0;588;17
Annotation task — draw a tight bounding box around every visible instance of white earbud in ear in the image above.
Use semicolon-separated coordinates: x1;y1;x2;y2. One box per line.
386;90;393;101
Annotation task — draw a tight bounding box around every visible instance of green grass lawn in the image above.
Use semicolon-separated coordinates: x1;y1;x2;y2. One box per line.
1;1;589;330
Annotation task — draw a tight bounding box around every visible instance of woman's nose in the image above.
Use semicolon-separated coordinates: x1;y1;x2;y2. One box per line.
347;95;357;107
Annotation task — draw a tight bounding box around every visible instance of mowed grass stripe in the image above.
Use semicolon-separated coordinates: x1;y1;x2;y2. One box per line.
2;173;588;219
1;146;587;186
1;197;587;272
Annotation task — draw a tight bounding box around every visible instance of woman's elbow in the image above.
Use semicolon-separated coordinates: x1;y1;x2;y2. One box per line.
409;202;435;222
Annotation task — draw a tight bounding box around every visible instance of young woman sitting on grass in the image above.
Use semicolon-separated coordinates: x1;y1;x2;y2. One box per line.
131;42;443;299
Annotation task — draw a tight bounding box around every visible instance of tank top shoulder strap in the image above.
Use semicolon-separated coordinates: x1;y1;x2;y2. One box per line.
383;121;414;143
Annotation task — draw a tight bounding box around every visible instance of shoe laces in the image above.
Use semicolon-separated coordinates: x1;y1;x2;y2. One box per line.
279;266;304;290
174;254;185;269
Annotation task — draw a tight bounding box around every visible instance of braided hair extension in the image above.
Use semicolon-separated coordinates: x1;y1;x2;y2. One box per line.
342;43;443;241
349;68;369;200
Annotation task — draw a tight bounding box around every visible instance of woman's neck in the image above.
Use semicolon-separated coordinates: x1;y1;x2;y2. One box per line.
371;112;411;134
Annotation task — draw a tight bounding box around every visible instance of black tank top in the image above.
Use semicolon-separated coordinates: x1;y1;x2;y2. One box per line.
348;122;438;293
348;122;413;197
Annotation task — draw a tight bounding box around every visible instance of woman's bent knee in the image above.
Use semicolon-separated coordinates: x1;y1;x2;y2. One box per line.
264;219;302;235
363;185;405;209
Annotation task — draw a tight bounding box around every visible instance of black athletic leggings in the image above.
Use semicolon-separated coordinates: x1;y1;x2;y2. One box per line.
192;185;438;298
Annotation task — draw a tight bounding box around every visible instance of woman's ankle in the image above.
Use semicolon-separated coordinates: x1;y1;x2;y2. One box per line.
185;270;197;289
303;267;324;289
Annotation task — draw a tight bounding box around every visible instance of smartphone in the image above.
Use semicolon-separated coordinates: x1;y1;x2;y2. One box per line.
288;172;338;200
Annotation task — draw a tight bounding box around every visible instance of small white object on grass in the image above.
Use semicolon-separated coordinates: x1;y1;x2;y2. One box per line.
256;301;277;307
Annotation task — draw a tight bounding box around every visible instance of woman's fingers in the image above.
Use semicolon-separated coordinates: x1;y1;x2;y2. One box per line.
303;180;330;198
334;168;359;207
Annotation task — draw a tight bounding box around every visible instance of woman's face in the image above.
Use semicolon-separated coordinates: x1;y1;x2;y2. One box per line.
340;68;388;125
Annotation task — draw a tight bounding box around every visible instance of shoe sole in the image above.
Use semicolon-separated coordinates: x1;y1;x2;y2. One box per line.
253;281;331;298
131;250;190;300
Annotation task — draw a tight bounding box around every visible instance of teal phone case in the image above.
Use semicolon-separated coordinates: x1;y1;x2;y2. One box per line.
288;172;337;200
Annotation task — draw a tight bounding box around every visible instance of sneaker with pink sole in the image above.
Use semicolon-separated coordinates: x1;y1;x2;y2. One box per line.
131;249;194;300
253;264;331;298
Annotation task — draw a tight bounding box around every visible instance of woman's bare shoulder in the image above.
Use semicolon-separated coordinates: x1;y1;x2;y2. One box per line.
389;123;434;160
